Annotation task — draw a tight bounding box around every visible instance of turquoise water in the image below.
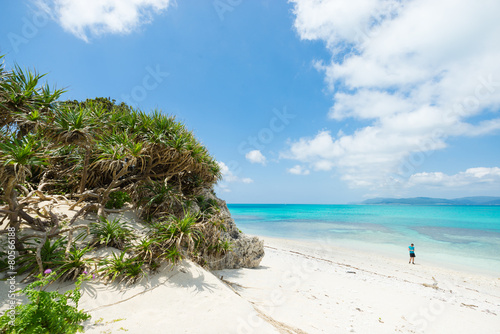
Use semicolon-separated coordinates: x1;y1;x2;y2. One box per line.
228;204;500;274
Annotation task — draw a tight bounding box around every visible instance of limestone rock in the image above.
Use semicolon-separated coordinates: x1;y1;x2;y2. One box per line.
214;235;265;270
200;189;265;270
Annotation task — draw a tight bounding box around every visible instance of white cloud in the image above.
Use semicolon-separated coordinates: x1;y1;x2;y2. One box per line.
329;90;416;120
312;160;335;172
290;0;401;49
37;0;171;41
245;150;267;165
241;178;254;184
217;161;254;184
287;165;310;175
287;0;500;190
216;184;231;193
408;167;500;188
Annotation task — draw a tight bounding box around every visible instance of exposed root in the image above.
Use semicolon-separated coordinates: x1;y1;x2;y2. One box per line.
69;203;98;225
70;191;100;210
35;233;48;274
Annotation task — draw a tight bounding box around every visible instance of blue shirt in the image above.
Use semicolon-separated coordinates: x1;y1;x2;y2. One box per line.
409;246;415;253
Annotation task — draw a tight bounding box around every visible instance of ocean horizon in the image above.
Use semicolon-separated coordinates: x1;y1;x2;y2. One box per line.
228;204;500;276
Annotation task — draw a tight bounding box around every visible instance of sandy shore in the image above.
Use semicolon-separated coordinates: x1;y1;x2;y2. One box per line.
2;235;500;333
215;236;500;333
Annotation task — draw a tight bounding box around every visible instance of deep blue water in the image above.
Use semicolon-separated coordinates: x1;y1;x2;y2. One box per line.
228;204;500;274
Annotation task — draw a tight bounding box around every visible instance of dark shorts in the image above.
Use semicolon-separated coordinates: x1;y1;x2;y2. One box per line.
410;253;415;257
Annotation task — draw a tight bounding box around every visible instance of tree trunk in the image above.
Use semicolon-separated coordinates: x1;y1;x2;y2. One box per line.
78;147;91;194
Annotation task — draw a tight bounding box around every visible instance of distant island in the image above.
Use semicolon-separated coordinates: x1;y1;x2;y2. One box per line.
360;196;500;205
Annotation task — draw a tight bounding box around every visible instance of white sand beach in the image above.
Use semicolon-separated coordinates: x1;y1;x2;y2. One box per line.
74;237;500;333
215;237;500;333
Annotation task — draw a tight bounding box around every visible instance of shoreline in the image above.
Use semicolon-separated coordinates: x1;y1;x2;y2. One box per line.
232;218;500;278
260;235;500;278
250;234;500;279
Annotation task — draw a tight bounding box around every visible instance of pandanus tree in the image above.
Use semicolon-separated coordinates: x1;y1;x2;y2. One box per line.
90;130;145;216
0;58;65;251
0;58;63;133
47;104;97;194
0;134;48;248
1;56;225;277
1;59;221;222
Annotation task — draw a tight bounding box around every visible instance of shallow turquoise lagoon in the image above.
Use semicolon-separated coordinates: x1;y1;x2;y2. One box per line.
228;204;500;275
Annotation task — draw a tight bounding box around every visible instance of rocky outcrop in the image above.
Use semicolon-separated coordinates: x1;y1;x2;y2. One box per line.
200;189;265;270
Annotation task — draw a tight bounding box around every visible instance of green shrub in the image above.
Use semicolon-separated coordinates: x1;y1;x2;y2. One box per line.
90;217;134;249
15;236;97;282
143;213;205;266
57;245;95;281
196;195;219;215
105;191;131;209
17;237;67;279
216;239;233;254
139;181;181;218
98;251;144;284
131;237;159;267
162;247;182;264
0;271;91;333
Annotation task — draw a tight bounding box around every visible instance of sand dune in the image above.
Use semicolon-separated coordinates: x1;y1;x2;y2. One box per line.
76;260;278;333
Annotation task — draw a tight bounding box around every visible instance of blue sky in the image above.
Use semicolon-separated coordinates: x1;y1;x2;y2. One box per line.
1;0;499;204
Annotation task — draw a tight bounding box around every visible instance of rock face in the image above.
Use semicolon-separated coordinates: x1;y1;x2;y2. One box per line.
201;189;265;270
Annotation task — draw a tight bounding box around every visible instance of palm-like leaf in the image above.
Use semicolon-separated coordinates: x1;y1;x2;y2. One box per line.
99;251;144;284
51;105;94;145
138;180;183;218
171;212;203;254
57;244;95;281
0;63;64;130
0;133;47;186
16;237;67;279
131;237;159;266
90;130;144;183
90;216;134;250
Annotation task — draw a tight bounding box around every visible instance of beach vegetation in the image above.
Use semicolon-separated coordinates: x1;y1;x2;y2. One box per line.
139;180;182;219
90;217;134;250
105;190;131;209
196;194;220;216
162;246;182;264
15;237;96;282
98;251;145;284
130;236;159;268
0;271;91;334
16;237;67;280
216;238;233;254
57;244;95;282
0;56;231;289
170;212;203;254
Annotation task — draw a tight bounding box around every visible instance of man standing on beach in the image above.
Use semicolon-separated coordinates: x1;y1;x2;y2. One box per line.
408;243;415;264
